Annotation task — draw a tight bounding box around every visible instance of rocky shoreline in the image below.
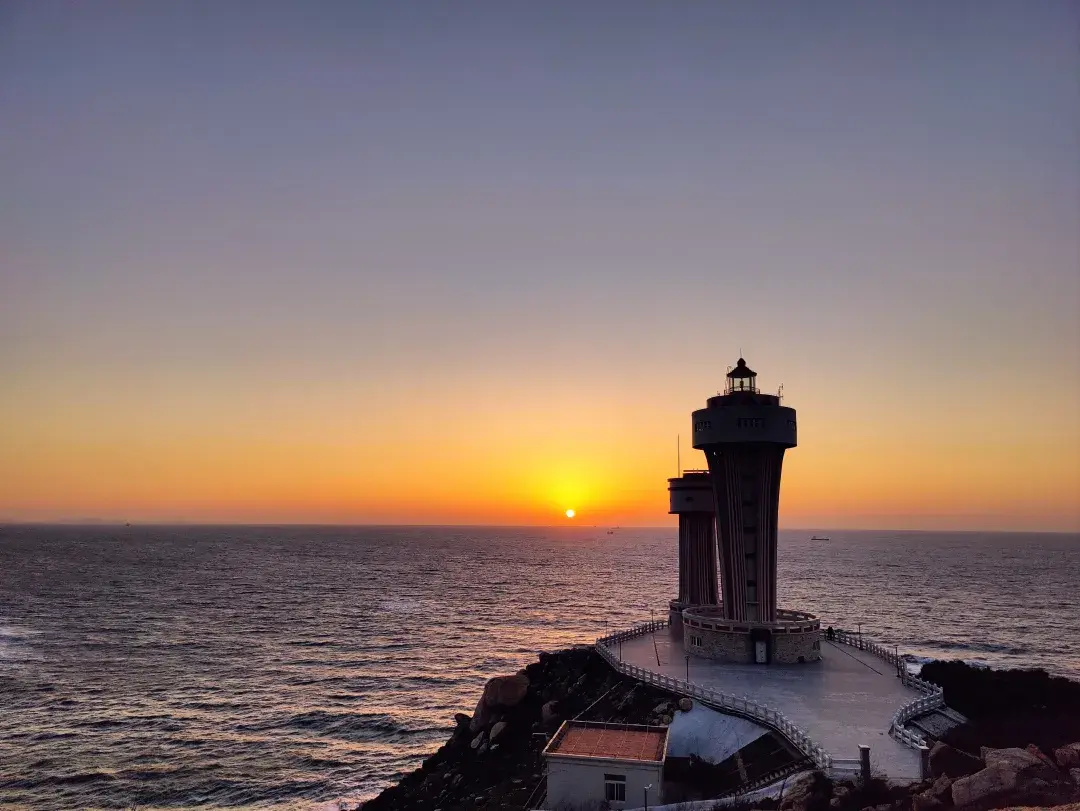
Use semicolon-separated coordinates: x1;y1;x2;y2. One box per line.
359;648;1080;811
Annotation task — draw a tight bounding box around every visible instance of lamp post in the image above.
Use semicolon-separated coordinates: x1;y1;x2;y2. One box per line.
644;783;653;811
685;653;691;683
858;623;863;650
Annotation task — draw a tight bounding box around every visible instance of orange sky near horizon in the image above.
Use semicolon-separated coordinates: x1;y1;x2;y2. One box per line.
3;358;1078;532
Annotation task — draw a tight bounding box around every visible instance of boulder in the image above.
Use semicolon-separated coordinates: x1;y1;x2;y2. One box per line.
541;700;559;725
952;764;1020;807
1056;743;1080;769
489;721;509;743
929;742;983;778
981;746;1059;780
469;696;490;732
912;795;945;811
779;771;817;811
1025;743;1058;771
1071;768;1080;786
470;673;530;731
483;673;529;708
678;697;693;712
470;732;485;750
454;713;471;728
911;773;954;810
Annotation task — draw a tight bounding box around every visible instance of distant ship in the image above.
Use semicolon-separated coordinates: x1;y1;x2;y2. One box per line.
810;535;830;541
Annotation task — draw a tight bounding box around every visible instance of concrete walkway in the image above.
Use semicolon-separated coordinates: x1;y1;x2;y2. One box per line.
617;629;925;781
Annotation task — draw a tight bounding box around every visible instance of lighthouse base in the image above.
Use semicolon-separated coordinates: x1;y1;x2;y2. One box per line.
668;599;690;633
682;606;822;665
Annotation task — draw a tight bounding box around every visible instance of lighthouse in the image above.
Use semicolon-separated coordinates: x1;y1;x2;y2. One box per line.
667;470;718;630
691;358;796;623
680;359;819;664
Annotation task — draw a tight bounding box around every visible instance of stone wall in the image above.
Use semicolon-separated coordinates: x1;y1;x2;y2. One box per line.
686;626;821;664
686;628;753;662
773;630;821;663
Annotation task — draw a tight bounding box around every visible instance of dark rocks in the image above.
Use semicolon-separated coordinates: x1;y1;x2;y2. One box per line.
980;746;1059;781
946;743;1080;809
362;645;679;810
911;795;946;811
469;673;529;731
489;721;508;743
678;696;694;712
1057;742;1080;769
922;660;1080;754
1024;743;1058;771
779;770;833;811
779;771;817;811
912;775;953;811
540;699;559;726
929;741;983;778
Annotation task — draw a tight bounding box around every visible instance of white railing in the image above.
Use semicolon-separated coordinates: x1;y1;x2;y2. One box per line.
830;758;862;775
595;621;834;773
830;629;945;750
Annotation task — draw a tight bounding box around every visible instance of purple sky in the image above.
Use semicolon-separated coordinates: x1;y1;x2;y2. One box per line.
2;2;1078;528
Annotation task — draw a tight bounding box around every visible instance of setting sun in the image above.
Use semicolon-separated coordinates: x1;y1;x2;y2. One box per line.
565;509;575;519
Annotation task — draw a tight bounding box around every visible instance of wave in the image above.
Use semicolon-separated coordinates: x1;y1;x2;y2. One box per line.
914;639;1031;656
236;710;447;742
1;770;117;789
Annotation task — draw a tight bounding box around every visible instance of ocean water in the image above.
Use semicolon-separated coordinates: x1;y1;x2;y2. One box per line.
0;525;1077;810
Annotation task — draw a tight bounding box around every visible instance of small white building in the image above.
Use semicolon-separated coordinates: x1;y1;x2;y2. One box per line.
543;721;668;809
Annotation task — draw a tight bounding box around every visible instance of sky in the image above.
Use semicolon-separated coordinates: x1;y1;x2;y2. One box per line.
2;2;1078;530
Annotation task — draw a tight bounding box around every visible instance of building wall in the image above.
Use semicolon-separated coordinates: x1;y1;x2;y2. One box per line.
546;757;663;809
772;630;822;663
685;627;821;664
685;627;753;663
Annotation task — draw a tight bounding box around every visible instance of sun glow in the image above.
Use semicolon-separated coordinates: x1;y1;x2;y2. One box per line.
565;509;575;519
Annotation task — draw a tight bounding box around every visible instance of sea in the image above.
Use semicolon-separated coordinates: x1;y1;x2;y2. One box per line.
1;525;1077;810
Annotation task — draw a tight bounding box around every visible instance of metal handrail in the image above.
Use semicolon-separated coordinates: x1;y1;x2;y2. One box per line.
828;629;945;750
594;621;834;773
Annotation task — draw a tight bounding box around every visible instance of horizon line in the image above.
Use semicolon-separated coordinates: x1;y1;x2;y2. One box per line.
1;520;1077;536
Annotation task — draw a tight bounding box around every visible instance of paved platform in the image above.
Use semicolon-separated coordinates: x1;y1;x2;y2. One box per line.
618;630;925;781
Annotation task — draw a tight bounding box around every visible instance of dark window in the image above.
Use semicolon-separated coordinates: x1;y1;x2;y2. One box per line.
604;774;627;802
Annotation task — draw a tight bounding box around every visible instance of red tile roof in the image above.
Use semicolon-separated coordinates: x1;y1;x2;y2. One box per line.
545;722;667;763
